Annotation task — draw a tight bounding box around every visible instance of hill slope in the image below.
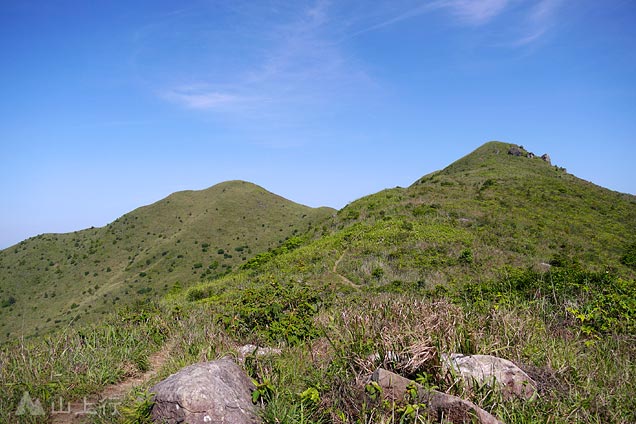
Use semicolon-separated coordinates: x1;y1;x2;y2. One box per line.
158;141;635;423
2;141;636;423
322;141;636;288
179;141;636;344
201;142;636;302
0;180;334;342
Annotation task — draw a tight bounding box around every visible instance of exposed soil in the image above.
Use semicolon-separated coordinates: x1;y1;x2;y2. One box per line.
332;251;361;289
50;342;173;424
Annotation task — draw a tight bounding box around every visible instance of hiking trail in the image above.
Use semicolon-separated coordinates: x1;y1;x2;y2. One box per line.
332;251;361;289
50;342;173;423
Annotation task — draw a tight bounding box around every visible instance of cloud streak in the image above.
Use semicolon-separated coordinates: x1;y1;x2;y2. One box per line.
163;87;247;110
142;1;372;120
348;0;562;45
441;0;510;25
138;0;566;128
509;0;563;46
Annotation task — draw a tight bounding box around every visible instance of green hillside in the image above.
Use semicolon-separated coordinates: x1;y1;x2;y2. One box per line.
191;142;634;303
325;141;636;288
2;142;636;423
0;180;334;342
168;141;636;422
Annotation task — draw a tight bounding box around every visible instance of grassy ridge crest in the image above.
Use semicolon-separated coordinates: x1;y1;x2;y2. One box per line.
0;180;334;342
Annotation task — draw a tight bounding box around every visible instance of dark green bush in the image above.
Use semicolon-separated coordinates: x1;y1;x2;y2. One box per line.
456;266;636;335
458;248;473;265
1;296;16;308
222;279;330;345
186;287;209;302
620;243;636;269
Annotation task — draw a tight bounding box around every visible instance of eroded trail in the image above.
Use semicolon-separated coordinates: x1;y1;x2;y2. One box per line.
332;251;361;289
50;342;173;424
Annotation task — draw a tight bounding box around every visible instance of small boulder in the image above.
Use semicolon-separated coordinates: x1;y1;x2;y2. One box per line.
150;359;260;424
371;368;503;424
508;146;524;157
237;344;282;361
536;262;552;272
541;153;551;164
442;353;537;400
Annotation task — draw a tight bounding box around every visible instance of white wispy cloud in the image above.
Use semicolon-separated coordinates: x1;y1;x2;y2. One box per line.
140;0;565;128
438;0;510;25
348;0;510;36
146;1;372;119
348;0;562;45
162;87;246;110
509;0;563;46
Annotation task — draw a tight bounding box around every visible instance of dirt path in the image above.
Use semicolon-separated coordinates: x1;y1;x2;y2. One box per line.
332;251;361;289
50;342;173;423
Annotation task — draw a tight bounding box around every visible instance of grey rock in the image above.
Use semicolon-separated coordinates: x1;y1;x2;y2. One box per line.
442;353;537;400
536;262;552;272
508;146;524;157
541;153;551;164
150;359;260;424
371;368;503;424
237;344;282;361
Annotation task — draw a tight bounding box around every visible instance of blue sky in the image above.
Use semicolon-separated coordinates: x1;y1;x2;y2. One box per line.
1;0;635;249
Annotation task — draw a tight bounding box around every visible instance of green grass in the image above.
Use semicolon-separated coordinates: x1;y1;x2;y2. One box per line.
1;142;636;423
0;181;334;343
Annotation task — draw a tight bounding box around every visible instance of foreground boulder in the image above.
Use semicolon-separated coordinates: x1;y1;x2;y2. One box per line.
372;368;503;424
442;353;537;400
150;359;259;424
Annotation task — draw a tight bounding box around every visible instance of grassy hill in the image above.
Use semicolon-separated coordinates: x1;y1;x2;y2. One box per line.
0;180;335;342
168;141;636;422
1;141;636;423
324;141;636;288
191;142;635;304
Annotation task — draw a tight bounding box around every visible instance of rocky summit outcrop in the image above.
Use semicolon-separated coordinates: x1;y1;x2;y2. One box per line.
371;368;503;424
507;145;552;165
507;146;525;157
150;359;260;424
442;353;537;400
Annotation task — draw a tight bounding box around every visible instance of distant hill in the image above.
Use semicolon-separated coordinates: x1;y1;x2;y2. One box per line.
0;181;334;342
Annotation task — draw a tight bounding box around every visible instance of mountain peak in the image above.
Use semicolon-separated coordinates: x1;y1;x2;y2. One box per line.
422;141;558;182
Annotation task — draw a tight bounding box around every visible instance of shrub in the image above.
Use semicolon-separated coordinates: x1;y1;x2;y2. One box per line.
458;248;473;265
186;287;208;302
371;267;384;279
223;279;330;345
1;296;16;308
456;266;636;335
620;242;636;269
